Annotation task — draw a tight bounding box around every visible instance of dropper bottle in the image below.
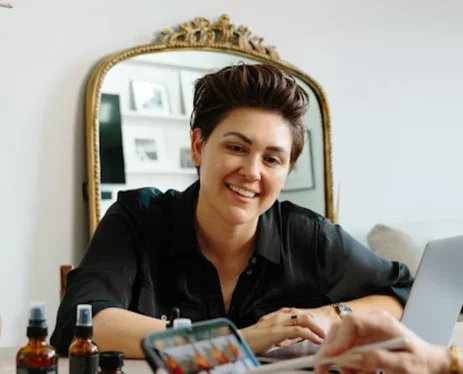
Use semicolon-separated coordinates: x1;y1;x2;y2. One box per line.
69;304;99;374
16;302;58;373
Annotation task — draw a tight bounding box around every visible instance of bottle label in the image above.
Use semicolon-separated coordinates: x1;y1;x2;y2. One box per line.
70;354;99;374
17;365;58;374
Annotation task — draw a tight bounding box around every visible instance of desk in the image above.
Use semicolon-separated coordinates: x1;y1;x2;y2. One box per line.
0;347;152;374
2;322;462;373
0;347;313;373
5;322;462;374
1;321;462;374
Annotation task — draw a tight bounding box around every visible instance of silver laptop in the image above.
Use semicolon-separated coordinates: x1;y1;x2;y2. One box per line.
258;235;463;362
400;235;463;346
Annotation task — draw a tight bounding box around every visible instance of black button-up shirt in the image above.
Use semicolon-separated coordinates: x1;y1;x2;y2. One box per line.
51;181;413;355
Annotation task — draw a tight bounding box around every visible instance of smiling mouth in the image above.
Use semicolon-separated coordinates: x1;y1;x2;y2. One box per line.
226;184;259;199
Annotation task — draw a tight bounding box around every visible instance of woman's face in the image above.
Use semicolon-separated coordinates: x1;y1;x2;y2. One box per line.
191;107;293;226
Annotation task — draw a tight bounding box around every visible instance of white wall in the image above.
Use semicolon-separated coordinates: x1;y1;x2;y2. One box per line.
0;0;462;347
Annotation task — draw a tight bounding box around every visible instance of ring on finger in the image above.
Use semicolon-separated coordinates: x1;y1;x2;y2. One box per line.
290;314;299;326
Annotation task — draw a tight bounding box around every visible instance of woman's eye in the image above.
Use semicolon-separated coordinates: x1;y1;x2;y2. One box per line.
227;145;244;153
265;157;280;165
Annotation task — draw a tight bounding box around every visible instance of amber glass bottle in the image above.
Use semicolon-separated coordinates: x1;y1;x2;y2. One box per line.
16;302;58;374
69;304;99;374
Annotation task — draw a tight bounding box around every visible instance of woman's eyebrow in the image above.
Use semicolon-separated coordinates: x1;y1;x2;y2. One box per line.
223;131;253;144
222;131;288;155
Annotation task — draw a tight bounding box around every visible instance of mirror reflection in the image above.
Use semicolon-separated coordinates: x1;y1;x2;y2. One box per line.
96;50;327;223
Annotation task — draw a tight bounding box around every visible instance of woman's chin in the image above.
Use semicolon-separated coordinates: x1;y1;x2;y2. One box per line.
220;206;258;226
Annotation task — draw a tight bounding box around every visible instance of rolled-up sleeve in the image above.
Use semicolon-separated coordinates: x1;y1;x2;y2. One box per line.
320;219;413;306
50;204;139;355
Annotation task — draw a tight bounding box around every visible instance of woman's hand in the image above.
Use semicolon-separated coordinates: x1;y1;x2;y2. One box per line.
240;306;339;354
314;311;451;374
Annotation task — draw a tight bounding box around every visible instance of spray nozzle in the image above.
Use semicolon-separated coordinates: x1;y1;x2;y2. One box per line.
29;302;46;322
27;301;47;335
76;304;93;327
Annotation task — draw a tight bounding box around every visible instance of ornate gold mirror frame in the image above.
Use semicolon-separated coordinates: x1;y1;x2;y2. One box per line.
85;14;333;236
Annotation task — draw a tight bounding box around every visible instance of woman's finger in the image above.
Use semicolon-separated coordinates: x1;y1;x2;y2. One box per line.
288;313;327;339
318;312;405;358
260;307;298;322
264;325;324;347
316;314;359;357
313;325;341;374
289;326;324;344
323;321;340;345
243;325;321;354
334;349;414;373
275;337;302;347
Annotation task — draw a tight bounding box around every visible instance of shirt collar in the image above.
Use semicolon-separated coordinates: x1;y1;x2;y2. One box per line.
169;181;282;264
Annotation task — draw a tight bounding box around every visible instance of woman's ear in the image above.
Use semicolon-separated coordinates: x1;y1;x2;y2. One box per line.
190;128;203;167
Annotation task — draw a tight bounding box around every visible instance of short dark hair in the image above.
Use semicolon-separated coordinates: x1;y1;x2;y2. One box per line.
190;63;309;168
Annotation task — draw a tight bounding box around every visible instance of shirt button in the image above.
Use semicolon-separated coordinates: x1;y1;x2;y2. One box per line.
251;257;257;264
246;269;253;275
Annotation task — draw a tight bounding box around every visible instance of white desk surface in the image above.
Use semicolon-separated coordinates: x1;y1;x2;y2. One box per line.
0;347;152;374
0;347;314;374
3;321;462;374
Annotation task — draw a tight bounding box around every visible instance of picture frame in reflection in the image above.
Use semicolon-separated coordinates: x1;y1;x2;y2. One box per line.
180;70;204;116
282;128;315;191
122;125;167;173
131;80;170;115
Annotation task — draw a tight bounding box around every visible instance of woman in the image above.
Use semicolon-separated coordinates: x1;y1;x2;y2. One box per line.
314;312;461;374
51;63;413;358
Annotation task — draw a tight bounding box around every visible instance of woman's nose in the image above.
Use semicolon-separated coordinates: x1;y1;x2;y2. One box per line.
239;157;261;181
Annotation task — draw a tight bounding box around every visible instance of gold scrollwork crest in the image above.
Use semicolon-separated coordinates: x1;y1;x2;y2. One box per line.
157;14;280;60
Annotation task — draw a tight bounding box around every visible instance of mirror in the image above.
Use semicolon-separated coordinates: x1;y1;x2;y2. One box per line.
85;14;333;236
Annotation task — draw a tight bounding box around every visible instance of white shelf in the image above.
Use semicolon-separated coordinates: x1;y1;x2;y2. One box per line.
126;168;197;175
127;53;219;71
122;111;190;122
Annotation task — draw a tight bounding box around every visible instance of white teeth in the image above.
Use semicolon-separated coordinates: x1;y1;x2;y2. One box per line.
228;184;256;198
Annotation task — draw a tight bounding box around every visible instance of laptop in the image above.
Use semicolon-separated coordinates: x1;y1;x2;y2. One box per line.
400;235;463;346
259;235;463;362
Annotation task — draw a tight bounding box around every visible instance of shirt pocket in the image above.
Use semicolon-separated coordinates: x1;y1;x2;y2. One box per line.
254;296;330;319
